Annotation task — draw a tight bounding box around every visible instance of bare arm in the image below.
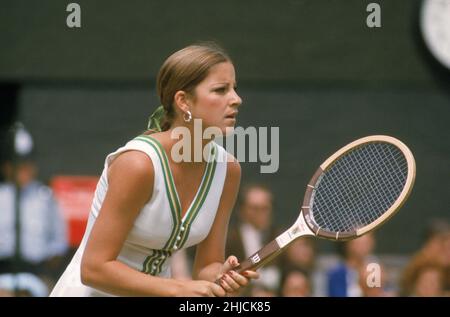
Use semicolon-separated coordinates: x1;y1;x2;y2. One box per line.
80;151;224;297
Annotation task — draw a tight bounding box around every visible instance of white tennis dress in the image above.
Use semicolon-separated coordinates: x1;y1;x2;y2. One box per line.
50;135;228;296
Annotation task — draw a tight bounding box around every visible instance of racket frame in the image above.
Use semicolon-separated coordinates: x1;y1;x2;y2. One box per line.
224;135;416;275
302;135;416;240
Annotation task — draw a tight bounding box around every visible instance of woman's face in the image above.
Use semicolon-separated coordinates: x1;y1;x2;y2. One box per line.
241;188;273;231
190;62;242;135
286;239;315;269
346;233;375;260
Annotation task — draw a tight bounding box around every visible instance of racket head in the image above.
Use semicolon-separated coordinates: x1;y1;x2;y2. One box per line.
301;135;416;241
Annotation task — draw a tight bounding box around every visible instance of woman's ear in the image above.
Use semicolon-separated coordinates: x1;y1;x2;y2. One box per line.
173;90;191;114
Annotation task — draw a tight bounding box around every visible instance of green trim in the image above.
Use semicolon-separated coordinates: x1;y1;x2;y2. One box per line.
134;136;181;250
135;136;182;249
134;136;219;275
148;250;162;275
143;249;172;276
142;250;159;274
134;136;180;273
156;250;171;275
179;144;218;249
134;136;180;216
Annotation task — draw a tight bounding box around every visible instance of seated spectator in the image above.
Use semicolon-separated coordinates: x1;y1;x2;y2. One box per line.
279;268;311;297
226;183;280;296
279;237;328;296
400;219;450;296
401;260;445;297
358;262;395;297
0;123;68;296
281;238;316;274
326;233;377;297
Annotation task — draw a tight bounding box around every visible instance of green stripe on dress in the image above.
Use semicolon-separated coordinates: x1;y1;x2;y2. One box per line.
134;136;181;272
155;250;171;275
142;250;159;274
138;137;215;252
137;136;184;250
178;144;218;249
182;145;216;226
134;136;181;249
134;137;219;276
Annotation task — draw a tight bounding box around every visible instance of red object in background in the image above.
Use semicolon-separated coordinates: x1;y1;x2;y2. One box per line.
51;176;99;248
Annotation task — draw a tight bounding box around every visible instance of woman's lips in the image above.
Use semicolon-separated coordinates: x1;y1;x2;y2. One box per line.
225;111;238;119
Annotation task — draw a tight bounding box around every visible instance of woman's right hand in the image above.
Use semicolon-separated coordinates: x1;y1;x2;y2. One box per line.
175;280;226;297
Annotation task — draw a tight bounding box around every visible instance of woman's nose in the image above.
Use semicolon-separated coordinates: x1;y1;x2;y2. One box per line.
231;90;242;107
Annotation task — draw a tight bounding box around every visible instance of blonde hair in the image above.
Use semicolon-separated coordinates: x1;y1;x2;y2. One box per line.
156;43;231;131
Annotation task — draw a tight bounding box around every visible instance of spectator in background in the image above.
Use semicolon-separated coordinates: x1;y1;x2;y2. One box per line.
358;262;395;297
281;238;316;274
279;237;327;296
0;123;68;296
250;284;277;297
278;268;311;297
326;233;377;297
443;229;450;295
400;219;450;296
416;219;450;266
226;183;280;296
401;260;445;297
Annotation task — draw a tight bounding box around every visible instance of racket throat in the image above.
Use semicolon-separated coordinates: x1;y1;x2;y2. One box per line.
276;211;315;249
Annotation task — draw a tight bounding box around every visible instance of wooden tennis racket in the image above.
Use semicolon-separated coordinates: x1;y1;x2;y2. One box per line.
231;135;416;273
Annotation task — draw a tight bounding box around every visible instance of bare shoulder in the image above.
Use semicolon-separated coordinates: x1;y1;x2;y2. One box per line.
108;150;154;195
226;153;241;183
109;150;153;173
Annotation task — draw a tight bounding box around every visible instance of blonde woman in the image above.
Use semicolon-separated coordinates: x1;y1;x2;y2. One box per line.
50;43;258;296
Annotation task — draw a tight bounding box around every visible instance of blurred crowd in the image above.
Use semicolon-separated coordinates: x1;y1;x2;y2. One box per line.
0;124;449;297
173;183;450;297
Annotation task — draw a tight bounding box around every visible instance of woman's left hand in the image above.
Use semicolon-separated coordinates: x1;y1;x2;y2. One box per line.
217;255;259;295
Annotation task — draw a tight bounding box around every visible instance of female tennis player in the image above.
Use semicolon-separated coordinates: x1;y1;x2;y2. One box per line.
50;43;259;296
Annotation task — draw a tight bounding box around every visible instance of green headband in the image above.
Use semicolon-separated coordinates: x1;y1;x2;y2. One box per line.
147;105;165;132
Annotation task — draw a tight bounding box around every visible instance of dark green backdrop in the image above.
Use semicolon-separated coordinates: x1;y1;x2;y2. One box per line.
1;0;449;254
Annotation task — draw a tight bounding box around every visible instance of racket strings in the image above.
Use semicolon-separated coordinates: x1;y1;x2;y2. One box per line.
311;143;407;233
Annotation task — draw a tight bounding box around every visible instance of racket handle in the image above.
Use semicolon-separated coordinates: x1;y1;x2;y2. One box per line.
214;240;281;285
237;240;281;272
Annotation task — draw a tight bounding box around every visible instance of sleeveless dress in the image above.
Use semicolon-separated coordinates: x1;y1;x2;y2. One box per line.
50;135;228;296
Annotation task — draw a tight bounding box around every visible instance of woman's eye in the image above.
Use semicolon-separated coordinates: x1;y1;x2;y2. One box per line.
214;87;227;93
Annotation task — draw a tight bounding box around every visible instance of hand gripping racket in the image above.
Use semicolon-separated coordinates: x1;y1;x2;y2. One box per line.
231;135;416;274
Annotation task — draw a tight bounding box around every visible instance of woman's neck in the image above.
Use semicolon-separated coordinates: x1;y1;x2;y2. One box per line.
161;124;214;165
